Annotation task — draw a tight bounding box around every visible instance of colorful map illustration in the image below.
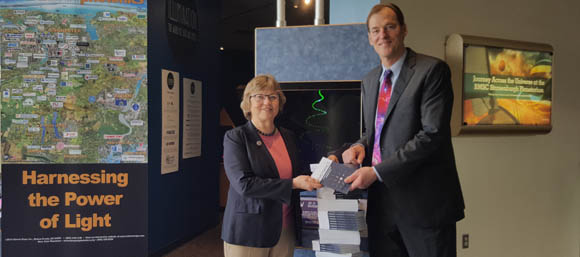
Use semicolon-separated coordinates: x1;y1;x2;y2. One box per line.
0;0;148;163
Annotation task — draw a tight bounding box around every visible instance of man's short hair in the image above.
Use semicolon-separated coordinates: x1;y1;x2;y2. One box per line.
366;3;405;31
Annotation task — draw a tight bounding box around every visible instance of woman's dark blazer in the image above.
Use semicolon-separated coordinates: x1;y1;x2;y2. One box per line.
221;121;306;247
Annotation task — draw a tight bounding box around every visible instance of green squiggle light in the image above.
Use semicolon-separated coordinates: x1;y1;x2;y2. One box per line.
305;90;327;130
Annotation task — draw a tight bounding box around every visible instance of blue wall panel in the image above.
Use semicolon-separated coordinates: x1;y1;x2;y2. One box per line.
148;0;221;255
256;24;379;82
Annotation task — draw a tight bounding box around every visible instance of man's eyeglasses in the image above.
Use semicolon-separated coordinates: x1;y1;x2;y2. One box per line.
250;94;279;102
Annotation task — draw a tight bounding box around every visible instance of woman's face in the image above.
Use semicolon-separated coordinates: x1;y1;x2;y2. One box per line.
249;90;280;124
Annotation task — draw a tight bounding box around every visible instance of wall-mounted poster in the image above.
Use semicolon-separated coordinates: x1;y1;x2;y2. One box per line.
182;78;202;159
446;34;553;135
161;69;179;174
0;1;148;256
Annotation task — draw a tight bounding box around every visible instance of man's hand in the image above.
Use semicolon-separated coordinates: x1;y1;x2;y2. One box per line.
342;144;365;165
327;155;339;163
292;175;323;191
344;167;377;190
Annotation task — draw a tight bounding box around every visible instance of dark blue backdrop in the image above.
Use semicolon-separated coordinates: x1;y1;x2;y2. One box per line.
147;0;221;255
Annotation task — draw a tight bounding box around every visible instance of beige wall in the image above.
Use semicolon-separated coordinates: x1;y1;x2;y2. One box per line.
378;0;580;256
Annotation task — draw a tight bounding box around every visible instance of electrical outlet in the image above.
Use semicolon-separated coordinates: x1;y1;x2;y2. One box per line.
462;234;469;249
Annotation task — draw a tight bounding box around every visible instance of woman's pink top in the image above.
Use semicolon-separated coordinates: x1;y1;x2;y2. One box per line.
259;131;293;228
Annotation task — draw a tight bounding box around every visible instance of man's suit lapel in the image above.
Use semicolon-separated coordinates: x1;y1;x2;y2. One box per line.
385;49;416;120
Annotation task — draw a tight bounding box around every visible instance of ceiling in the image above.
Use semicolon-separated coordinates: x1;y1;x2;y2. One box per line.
219;0;321;51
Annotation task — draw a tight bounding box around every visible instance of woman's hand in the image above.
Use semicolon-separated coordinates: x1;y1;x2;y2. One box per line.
292;175;322;191
327;155;339;163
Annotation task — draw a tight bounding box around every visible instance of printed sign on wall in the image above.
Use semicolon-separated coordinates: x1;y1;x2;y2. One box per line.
0;1;148;256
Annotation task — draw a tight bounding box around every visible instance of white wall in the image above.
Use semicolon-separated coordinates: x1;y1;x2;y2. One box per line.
329;0;378;24
332;0;580;256
386;0;580;256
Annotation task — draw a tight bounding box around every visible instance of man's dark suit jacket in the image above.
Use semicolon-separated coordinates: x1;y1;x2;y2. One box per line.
358;48;465;228
221;121;305;247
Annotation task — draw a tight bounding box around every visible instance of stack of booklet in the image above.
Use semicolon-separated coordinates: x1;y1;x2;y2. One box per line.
299;158;369;257
311;187;368;257
299;190;319;249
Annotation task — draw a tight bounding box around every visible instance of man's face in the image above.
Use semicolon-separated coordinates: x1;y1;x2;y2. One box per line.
367;7;407;63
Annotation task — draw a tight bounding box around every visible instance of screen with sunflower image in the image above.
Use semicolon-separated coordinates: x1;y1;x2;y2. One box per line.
462;45;553;126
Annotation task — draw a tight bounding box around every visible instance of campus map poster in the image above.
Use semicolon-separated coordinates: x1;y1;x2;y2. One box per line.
0;1;148;256
0;0;148;164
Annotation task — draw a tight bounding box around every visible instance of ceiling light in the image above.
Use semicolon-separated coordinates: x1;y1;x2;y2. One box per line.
304;0;311;4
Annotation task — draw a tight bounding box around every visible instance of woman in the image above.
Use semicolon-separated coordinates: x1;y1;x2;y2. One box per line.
221;75;322;257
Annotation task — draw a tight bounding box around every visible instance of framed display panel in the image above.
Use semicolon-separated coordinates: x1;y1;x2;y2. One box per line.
277;82;362;165
445;34;553;135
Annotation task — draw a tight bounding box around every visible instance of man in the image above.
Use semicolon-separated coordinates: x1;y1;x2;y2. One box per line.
329;4;465;257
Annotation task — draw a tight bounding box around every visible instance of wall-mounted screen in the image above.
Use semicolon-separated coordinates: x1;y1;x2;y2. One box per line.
446;34;553;135
277;82;361;165
463;46;552;126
